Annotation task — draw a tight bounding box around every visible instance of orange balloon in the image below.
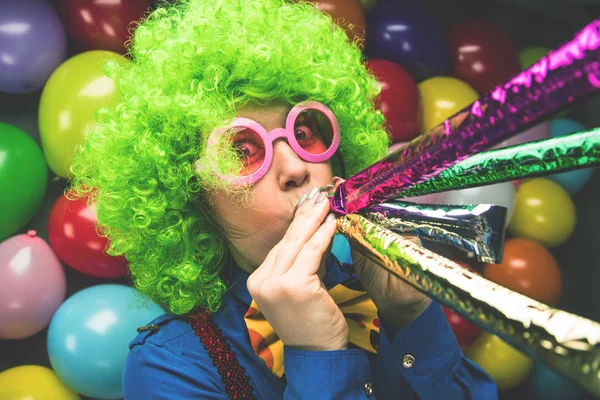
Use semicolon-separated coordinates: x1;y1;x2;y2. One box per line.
484;238;562;305
303;0;366;45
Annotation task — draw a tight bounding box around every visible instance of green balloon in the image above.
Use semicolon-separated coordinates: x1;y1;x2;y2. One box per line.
519;47;550;69
0;123;48;241
360;0;378;11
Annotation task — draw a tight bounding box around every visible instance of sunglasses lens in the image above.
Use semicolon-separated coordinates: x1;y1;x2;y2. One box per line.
220;127;266;177
293;109;334;155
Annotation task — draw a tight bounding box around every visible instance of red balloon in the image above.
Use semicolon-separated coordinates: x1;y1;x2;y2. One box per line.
59;0;152;54
448;19;521;94
443;307;482;350
443;262;482;349
366;59;421;143
302;0;366;45
48;192;129;278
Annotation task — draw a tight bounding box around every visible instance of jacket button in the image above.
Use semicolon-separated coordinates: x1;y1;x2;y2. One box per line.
402;354;415;368
136;324;159;333
364;382;374;397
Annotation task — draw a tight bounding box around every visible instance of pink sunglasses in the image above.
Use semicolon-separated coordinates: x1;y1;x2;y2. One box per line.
201;101;341;185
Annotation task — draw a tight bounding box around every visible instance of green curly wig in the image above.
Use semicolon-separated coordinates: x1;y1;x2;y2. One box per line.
69;0;390;315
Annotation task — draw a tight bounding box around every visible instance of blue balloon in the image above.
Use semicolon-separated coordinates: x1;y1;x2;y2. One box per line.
47;284;165;399
366;2;450;81
529;362;588;400
547;119;595;195
0;0;67;94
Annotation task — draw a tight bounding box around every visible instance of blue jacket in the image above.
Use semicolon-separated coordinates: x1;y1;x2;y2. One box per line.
123;236;497;399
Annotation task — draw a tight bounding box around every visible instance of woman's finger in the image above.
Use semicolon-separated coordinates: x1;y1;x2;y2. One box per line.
269;187;331;277
287;212;337;278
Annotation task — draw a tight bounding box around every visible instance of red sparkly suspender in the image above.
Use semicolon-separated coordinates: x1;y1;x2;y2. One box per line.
188;309;257;400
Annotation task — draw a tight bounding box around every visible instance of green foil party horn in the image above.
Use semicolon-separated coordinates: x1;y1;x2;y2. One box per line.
398;127;600;198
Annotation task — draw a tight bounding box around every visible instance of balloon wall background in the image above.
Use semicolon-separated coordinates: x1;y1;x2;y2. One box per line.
1;0;599;399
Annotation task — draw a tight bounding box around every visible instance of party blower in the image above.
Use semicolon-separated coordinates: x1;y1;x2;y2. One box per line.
330;18;600;396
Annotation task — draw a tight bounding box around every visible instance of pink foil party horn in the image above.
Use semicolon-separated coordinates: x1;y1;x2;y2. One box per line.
331;18;600;215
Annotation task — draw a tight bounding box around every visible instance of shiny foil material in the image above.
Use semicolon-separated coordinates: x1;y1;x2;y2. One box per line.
331;19;600;214
337;214;600;396
362;202;506;263
399;127;600;198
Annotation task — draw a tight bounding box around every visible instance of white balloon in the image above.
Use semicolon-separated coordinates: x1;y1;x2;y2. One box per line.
437;182;516;224
401;192;444;204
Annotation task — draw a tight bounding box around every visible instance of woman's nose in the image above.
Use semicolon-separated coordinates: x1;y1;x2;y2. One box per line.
272;139;308;189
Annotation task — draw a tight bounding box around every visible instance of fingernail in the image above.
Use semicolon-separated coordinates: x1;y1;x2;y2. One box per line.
315;191;328;204
307;186;319;200
297;193;308;208
319;184;335;192
325;213;336;223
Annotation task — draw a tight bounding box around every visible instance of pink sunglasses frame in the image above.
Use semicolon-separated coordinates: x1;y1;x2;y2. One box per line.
203;101;341;185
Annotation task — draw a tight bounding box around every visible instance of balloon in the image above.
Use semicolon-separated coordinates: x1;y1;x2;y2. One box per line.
547;119;595;195
39;50;127;179
0;231;66;339
0;123;48;242
550;118;585;138
366;2;450;81
529;361;588;400
443;263;482;350
448;19;521;94
437;182;516;224
48;192;129;278
58;0;152;54
367;60;421;142
491;121;550;150
388;141;408;154
484;238;562;305
47;284;165;399
0;365;80;400
443;307;482;350
465;332;533;391
0;0;67;94
359;0;378;11
508;178;576;247
418;77;479;133
302;0;366;44
519;47;550;69
402;192;444;205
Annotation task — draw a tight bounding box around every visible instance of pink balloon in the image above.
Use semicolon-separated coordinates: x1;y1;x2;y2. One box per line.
388;141;408;154
0;231;66;339
492;121;550;150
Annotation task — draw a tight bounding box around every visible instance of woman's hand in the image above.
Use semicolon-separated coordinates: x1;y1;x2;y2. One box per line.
332;178;431;329
246;187;348;351
351;247;431;329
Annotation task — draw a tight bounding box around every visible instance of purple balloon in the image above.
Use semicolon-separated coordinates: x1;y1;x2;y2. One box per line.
0;0;67;94
366;2;450;82
0;231;66;339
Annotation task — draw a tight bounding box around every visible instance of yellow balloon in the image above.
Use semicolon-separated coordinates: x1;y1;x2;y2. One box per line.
465;332;533;391
418;76;479;133
39;50;128;179
0;365;80;400
508;178;576;247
